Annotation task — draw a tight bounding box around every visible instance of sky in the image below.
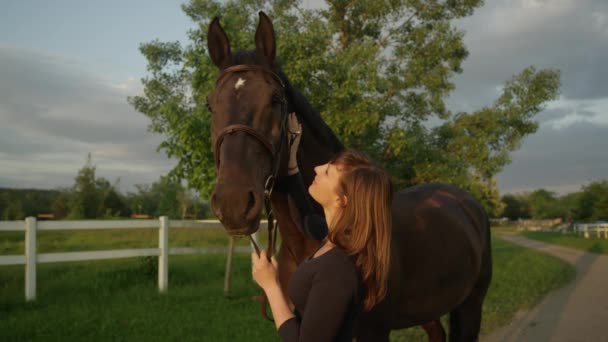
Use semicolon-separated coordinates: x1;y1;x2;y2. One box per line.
0;0;606;196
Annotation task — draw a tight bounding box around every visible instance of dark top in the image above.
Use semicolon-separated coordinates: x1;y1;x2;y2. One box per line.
278;173;363;342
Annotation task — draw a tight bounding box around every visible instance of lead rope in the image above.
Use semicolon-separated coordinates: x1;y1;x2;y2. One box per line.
249;192;276;322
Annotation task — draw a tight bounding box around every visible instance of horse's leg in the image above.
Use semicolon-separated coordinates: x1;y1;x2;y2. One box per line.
448;291;483;342
422;320;446;342
356;328;390;342
449;221;492;342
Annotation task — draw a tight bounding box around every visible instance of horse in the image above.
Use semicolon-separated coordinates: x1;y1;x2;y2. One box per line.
206;12;492;342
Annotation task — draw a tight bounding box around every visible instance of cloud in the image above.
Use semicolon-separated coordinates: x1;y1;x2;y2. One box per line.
497;120;608;194
0;45;175;191
441;0;608;194
541;97;608;130
450;0;608;111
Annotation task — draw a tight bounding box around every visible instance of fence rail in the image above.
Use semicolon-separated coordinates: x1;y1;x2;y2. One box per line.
0;217;265;301
573;223;608;239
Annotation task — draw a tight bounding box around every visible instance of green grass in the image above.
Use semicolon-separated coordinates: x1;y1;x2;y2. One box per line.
491;225;520;233
0;232;574;341
0;254;275;341
522;231;608;255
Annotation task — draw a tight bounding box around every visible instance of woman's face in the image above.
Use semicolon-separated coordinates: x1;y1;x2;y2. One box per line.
308;162;343;210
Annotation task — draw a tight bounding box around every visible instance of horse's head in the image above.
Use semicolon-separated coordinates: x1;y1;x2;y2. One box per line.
207;12;288;236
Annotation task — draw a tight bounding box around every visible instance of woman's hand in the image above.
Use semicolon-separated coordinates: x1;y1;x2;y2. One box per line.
251;250;295;330
287;112;302;174
252;250;280;290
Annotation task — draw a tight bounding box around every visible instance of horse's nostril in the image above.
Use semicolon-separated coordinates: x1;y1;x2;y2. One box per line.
245;191;256;218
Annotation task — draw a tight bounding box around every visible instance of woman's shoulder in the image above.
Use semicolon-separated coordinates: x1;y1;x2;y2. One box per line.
314;247;358;279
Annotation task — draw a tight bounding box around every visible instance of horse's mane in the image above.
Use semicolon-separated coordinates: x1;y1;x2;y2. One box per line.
229;51;344;154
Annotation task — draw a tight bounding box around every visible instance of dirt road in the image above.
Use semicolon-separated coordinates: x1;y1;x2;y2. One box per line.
485;232;608;342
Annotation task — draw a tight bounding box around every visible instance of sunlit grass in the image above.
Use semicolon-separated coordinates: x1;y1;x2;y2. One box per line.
0;232;574;341
522;231;608;255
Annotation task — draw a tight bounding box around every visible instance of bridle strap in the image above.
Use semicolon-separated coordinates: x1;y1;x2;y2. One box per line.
214;124;275;167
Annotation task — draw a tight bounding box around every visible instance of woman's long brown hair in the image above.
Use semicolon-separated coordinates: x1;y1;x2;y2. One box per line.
327;149;393;312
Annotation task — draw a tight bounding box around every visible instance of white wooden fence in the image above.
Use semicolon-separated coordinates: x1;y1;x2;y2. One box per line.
0;217;265;301
573;223;608;239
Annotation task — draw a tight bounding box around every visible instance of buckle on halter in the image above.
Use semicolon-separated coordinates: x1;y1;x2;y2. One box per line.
264;175;275;197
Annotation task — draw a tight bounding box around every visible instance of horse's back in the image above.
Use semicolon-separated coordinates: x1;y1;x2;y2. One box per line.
361;183;490;330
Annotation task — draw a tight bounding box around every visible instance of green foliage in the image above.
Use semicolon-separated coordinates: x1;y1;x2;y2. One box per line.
0;154;210;221
67;154;131;219
500;194;530;220
0;189;58;220
500;180;608;221
129;0;561;217
125;175;209;220
578;180;608;221
1;192;24;220
527;189;560;219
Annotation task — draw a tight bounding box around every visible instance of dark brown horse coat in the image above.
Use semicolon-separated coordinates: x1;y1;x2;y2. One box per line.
207;12;492;342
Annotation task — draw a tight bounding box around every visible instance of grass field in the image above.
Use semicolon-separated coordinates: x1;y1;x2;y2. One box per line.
522;231;608;255
0;230;574;341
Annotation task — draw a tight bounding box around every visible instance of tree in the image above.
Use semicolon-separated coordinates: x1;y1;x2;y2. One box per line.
69;154;100;219
129;0;561;216
68;154;127;219
501;194;530;220
126;175;208;219
527;189;562;219
98;179;131;218
53;189;71;220
554;191;581;222
2;198;25;220
578;180;608;222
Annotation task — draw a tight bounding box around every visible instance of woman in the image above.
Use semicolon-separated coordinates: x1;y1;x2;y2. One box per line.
252;113;393;341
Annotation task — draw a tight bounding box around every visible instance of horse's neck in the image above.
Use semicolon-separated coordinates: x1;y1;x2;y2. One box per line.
288;88;343;188
274;86;341;265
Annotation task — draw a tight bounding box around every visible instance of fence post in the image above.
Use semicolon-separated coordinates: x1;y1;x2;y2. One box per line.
25;216;37;301
224;236;235;297
158;216;169;293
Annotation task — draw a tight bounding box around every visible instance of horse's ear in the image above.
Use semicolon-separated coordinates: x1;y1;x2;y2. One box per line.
255;11;276;63
207;17;231;68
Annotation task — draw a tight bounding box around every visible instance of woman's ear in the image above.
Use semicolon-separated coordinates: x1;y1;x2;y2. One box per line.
338;195;348;208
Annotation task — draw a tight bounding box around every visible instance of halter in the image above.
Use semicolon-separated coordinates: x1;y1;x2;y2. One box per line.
211;64;289;266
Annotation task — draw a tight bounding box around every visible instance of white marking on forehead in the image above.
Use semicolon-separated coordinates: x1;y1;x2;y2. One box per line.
235;78;246;90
